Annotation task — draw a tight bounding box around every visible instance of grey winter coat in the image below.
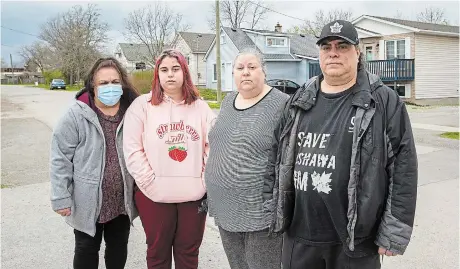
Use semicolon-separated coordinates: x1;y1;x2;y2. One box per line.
50;94;138;236
263;69;418;255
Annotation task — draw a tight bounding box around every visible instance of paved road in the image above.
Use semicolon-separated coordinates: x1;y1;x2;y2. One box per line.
1;85;459;269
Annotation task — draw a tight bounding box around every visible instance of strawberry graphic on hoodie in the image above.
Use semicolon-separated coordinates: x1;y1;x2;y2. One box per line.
168;146;187;162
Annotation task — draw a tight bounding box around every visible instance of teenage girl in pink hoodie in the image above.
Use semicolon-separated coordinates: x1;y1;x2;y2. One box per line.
123;49;216;268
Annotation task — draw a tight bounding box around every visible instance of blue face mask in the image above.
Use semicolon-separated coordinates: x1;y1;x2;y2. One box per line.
97;84;123;106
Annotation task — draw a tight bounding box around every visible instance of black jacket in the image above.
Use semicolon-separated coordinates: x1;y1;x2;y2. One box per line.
263;69;418;255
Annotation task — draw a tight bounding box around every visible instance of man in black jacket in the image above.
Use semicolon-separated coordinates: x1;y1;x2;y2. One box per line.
263;20;418;269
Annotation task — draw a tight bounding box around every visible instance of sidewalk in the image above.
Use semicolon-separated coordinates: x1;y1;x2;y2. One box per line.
411;123;458;133
0;182;229;269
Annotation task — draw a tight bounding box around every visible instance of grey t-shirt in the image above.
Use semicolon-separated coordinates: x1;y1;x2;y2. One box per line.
205;88;289;232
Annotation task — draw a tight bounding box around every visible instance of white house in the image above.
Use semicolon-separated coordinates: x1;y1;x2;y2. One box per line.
114;43;152;73
352;15;459;105
174;32;215;86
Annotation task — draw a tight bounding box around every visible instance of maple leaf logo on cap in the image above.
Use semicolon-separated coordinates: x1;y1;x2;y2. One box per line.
330;22;343;33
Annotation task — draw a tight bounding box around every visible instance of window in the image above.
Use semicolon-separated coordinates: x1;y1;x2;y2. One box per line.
385;40;405;59
186;56;190;65
266;37;287;47
220;34;226;45
135;62;146;70
213;64;217;81
388;84;407;97
365;46;373;61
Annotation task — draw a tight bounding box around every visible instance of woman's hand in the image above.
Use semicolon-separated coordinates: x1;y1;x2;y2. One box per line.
55;208;71;217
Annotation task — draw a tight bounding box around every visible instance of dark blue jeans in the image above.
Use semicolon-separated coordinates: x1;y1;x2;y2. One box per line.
73;214;130;269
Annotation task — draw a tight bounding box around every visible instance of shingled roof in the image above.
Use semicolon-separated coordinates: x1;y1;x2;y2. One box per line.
222;27;259;51
219;27;318;59
365;15;459;34
178;32;215;53
118;43;151;62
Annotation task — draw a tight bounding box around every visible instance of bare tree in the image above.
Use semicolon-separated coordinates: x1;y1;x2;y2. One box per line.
393;10;406;20
123;2;189;67
207;0;270;30
417;7;449;24
40;4;109;84
18;41;53;75
247;1;270;29
288;9;354;37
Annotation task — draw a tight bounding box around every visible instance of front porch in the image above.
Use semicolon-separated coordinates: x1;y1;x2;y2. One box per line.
308;58;415;82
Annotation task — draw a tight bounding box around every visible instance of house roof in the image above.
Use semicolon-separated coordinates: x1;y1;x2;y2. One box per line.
240;28;289;36
178;32;215;53
359;15;459;34
222;27;260;51
219;27;318;59
264;54;296;60
288;34;319;58
118;43;151;62
354;26;381;35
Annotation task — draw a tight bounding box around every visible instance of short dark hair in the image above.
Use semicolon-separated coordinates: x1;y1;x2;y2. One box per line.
84;57;140;107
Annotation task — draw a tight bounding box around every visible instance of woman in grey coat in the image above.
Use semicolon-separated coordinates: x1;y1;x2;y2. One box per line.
50;57;140;269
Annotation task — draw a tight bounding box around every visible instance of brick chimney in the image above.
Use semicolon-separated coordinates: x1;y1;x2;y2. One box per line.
274;22;282;32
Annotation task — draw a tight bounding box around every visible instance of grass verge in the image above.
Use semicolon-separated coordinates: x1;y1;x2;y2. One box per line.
440;132;459;140
33;84;82;91
207;102;221;109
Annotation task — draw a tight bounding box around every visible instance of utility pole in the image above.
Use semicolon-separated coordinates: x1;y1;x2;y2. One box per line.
10;54;15;84
196;34;202;85
215;0;222;103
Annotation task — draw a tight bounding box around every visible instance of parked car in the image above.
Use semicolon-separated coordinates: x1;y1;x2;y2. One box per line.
50;79;66;90
267;79;300;95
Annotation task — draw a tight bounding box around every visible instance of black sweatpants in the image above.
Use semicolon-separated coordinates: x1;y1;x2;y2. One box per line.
282;234;381;269
73;214;131;269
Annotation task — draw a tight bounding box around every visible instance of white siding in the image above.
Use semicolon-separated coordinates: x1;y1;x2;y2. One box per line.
414;34;459;99
355;19;413;35
205;29;239;90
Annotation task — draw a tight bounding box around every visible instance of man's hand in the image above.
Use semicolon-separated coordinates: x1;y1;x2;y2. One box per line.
55;208;71;217
378;247;397;256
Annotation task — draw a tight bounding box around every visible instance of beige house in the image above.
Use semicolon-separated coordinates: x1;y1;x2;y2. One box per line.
353;15;459;105
174;32;215;87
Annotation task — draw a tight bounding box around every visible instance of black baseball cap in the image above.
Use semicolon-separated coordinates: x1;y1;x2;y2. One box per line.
316;20;359;45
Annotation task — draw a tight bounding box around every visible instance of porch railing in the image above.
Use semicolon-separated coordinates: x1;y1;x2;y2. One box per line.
367;59;415;81
308;59;415;82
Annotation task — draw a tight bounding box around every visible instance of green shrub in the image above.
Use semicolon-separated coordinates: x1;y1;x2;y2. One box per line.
131;70;153;94
43;70;65;84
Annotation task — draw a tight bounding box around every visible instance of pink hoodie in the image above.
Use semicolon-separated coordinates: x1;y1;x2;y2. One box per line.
123;93;216;203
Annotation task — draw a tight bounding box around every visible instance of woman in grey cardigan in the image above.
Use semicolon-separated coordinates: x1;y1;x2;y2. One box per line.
50;57;139;269
204;48;289;269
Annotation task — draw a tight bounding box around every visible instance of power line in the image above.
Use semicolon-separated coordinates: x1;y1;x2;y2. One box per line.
1;44;16;48
246;0;307;23
1;25;41;38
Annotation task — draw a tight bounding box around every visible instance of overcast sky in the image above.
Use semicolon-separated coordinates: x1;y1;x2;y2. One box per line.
1;0;459;65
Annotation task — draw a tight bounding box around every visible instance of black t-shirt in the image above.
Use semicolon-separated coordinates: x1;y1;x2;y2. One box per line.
288;83;357;246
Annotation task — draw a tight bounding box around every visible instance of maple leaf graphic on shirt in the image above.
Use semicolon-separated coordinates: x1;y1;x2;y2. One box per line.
311;171;332;194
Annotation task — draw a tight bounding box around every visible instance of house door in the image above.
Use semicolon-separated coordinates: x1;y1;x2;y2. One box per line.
221;63;233;91
225;63;232;91
221;63;226;90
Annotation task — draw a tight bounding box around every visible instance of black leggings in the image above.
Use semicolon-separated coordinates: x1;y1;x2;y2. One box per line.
73;214;130;269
